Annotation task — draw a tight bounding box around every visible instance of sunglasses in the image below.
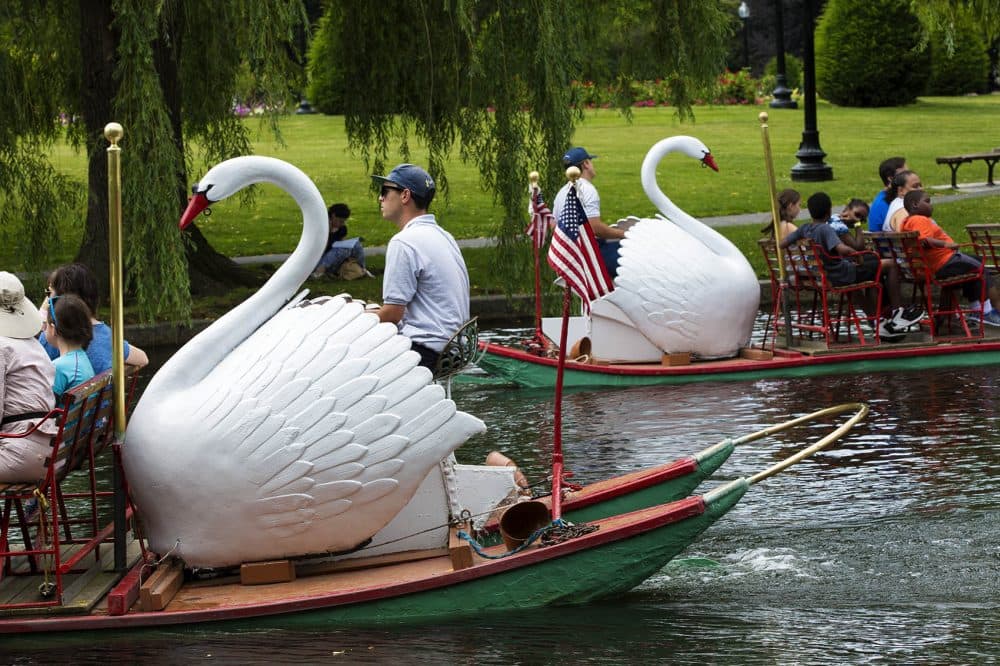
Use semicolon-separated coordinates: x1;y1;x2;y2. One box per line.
380;185;405;198
48;294;60;328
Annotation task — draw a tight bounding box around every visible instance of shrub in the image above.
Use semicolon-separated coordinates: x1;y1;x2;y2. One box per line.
815;0;930;107
926;10;990;95
764;53;803;91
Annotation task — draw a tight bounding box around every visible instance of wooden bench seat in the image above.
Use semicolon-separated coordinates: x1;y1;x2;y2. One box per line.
966;223;1000;273
1;368;136;609
935;150;1000;189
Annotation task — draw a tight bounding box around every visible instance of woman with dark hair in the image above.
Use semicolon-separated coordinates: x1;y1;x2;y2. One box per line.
881;170;922;232
760;188;801;240
38;263;148;373
43;293;95;397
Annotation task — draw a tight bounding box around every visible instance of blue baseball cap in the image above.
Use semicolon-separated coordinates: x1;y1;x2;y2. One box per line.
372;163;436;201
562;147;597;168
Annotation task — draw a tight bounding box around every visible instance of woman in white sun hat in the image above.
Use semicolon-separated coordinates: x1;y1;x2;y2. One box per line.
0;271;59;482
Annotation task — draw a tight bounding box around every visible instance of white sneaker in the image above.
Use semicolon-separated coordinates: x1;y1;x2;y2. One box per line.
878;318;907;341
891;305;924;329
982;310;1000;327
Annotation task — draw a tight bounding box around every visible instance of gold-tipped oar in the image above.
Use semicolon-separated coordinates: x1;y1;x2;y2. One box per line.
734;402;869;485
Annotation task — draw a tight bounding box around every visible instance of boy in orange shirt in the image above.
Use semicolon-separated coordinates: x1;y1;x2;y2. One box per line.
901;190;1000;326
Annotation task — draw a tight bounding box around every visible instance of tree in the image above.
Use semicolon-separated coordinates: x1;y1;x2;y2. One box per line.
0;1;308;321
309;0;734;293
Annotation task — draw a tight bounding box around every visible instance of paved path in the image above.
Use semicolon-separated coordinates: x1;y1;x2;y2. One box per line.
232;183;1000;266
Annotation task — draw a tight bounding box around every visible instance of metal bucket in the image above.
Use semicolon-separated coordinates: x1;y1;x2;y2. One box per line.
498;500;551;551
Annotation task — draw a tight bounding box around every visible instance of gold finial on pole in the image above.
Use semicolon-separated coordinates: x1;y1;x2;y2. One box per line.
529;170;540;189
565;165;581;183
104;122;126;441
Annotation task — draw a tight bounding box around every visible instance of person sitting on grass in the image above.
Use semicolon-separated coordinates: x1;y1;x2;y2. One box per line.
44;294;96;398
780;192;922;340
311;203;373;280
900;190;1000;327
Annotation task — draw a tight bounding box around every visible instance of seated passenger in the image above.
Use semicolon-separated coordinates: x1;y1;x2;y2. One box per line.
760;188;802;240
38;263;148;374
900;190;1000;327
828;198;870;251
0;272;58;483
44;294;96;398
781;192;921;339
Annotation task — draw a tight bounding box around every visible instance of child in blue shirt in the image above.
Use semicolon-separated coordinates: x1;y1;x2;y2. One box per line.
44;294;96;398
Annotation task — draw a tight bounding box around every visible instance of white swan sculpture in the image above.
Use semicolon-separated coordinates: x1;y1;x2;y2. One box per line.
124;156;488;568
597;136;760;359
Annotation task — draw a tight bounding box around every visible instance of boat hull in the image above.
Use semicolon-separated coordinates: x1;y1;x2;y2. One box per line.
1;480;748;633
476;340;1000;388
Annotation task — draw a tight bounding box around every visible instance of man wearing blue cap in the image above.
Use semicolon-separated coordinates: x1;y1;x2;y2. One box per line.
371;163;471;370
552;147;626;277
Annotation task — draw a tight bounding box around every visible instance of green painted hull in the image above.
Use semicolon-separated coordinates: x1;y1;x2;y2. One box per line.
253;479;749;629
475;346;1000;389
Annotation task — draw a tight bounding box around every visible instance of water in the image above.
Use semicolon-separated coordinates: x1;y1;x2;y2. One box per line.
7;333;999;664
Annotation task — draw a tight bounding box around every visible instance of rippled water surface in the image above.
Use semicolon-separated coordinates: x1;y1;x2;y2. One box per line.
9;332;999;664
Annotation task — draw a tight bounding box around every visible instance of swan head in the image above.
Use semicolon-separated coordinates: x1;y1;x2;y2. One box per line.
180;156;282;229
675;136;718;172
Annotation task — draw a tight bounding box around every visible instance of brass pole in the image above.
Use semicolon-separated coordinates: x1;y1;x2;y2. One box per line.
760;112;793;347
105;122;126;439
104;122;128;571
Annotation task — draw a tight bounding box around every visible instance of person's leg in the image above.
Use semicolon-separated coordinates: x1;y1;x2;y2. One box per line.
410;342;441;371
879;258;902;310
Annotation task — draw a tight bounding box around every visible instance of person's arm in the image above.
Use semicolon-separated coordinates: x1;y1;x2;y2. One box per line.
922;237;959;250
589;217;626;240
839;227;865;251
377;303;405;324
125;343;149;368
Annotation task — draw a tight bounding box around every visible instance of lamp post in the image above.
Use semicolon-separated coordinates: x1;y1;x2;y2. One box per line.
770;0;797;109
738;2;750;70
790;0;832;182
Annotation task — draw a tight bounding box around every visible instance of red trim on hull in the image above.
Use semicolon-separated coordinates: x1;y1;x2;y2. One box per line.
0;497;707;633
479;339;1000;377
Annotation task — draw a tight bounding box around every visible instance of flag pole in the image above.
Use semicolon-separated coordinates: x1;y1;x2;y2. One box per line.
759;112;793;348
104;121;128;571
549;165;582;522
528;171;544;345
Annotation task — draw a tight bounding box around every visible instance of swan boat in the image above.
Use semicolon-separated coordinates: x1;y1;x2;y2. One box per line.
0;154;870;633
476;135;1000;389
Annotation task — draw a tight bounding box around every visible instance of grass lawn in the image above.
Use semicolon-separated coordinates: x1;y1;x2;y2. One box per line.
14;94;1000;318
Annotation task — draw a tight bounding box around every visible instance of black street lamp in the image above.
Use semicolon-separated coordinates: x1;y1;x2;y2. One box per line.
738;2;750;70
790;0;832;182
770;0;797;109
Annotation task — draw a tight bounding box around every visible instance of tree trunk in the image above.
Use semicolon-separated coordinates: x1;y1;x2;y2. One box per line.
75;0;261;301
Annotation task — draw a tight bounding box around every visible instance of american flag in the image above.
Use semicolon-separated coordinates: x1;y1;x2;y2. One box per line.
526;186;554;249
546;183;614;313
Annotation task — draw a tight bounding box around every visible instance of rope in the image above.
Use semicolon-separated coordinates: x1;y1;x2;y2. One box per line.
456;519;600;558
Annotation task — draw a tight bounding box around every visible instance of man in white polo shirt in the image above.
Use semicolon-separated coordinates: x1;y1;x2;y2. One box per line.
372;163;470;370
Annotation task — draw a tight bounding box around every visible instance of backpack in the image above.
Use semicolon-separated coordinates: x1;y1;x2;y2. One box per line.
336;257;366;281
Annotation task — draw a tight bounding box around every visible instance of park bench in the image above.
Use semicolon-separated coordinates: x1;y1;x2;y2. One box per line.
0;368;137;609
935;149;1000;189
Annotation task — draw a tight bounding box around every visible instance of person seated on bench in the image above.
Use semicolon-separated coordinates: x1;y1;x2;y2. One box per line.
829;198;870;251
900;190;1000;327
0;272;58;483
869;157;907;232
38;263;148;374
760;188;802;241
43;294;96;398
781;192;922;340
882;170;923;232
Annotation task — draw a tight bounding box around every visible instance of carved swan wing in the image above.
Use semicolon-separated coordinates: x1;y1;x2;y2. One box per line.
124;157;485;568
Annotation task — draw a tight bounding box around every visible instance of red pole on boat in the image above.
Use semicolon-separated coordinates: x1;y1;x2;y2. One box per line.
550;286;572;521
528;172;546;345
